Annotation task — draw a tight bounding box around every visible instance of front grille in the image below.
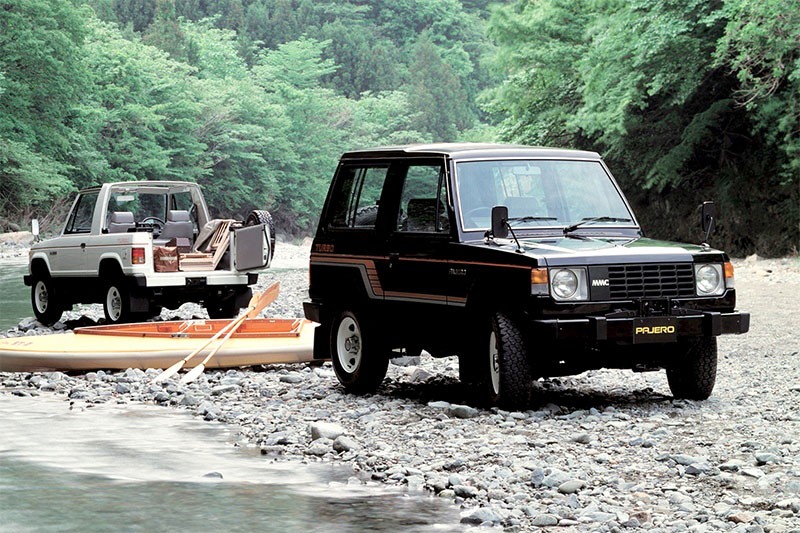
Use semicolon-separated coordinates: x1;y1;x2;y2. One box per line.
607;263;695;299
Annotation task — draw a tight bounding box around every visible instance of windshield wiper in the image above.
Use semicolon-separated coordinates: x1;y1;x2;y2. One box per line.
563;216;632;235
507;216;558;226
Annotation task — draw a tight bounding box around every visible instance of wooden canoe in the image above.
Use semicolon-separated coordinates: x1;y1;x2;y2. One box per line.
0;318;319;372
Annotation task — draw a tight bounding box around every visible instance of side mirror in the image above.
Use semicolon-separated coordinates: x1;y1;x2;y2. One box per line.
700;201;715;242
491;205;509;239
31;218;40;239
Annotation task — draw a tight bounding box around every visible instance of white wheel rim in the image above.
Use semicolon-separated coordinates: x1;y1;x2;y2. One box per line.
106;286;122;321
489;331;500;395
336;317;362;374
34;281;49;313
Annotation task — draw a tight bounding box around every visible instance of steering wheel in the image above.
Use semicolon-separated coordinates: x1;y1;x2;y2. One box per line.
140;216;165;231
464;207;492;225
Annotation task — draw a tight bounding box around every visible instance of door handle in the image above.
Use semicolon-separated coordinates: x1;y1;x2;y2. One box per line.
388;252;399;269
80;243;86;250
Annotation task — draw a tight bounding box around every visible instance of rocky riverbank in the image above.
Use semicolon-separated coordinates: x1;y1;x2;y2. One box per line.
2;254;799;531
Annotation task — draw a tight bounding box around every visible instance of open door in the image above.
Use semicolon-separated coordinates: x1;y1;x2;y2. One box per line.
233;223;272;271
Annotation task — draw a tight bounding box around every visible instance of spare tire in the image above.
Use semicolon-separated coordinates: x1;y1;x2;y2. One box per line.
245;209;276;259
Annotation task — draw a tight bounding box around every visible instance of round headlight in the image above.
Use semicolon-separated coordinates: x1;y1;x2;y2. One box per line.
696;264;721;295
552;269;578;299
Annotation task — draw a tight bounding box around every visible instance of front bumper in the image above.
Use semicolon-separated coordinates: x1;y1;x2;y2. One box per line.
533;311;749;343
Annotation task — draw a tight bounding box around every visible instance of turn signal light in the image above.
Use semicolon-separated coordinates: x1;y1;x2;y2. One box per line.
531;268;548;295
132;247;146;265
724;261;735;288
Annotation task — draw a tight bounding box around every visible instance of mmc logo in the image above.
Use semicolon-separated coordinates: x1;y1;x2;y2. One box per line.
635;325;676;335
591;278;610;287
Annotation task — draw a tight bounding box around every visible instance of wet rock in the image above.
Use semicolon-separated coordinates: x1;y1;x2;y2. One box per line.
279;372;304;384
460;507;502;525
203;472;223;479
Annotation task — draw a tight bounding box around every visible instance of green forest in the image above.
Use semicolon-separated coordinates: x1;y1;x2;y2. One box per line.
1;0;798;255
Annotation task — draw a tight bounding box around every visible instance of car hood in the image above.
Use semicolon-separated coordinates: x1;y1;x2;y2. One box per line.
469;236;725;266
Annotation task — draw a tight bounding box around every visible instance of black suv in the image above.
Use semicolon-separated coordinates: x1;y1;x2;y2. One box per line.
304;144;749;408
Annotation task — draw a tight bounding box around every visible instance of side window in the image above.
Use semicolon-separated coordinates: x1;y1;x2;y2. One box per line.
396;164;449;233
327;165;390;229
65;192;99;234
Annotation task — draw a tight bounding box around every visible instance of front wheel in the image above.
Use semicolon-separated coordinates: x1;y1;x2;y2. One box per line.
666;337;718;400
330;310;388;394
482;312;533;409
31;274;63;326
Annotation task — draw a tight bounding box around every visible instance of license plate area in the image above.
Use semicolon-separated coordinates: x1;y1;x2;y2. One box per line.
633;317;677;344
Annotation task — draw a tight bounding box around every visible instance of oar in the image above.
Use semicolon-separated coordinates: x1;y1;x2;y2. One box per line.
179;282;280;384
151;283;279;383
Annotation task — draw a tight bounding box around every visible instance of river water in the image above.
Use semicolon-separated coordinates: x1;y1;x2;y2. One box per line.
0;394;463;532
0;257;464;531
0;259;29;331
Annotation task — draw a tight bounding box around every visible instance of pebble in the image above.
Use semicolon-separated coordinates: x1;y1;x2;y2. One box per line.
1;252;799;532
309;422;344;441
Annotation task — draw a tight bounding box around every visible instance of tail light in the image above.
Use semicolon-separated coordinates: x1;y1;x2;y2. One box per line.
132;247;146;265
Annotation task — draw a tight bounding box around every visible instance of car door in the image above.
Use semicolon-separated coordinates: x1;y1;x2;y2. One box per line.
50;191;99;276
383;159;452;310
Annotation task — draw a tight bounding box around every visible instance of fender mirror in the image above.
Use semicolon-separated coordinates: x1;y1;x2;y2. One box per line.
700;201;715;243
491;205;508;239
31;218;40;238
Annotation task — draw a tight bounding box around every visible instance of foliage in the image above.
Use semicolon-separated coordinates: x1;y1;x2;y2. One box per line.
486;0;799;255
2;0;496;234
1;0;796;254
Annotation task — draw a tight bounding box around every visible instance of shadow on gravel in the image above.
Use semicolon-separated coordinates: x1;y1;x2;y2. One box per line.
376;375;675;414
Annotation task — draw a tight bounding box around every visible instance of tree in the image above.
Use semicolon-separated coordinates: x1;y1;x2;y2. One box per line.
407;36;474;141
485;0;798;254
0;0;87;212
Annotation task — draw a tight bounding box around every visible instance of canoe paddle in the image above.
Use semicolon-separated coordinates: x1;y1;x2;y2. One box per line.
151;282;280;384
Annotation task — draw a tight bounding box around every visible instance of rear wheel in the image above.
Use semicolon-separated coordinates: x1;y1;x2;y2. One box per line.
481;312;533;409
666;337;718;400
31;274;63;326
330;310;388;394
103;279;144;324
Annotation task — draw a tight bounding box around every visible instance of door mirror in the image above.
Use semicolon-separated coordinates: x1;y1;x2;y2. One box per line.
31;218;39;237
700;201;715;242
491;205;509;239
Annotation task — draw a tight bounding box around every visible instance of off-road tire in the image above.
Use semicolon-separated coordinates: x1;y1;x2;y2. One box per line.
103;278;139;324
330;310;389;394
666;337;718;400
354;205;379;226
245;209;276;258
484;311;533;409
31;273;63;326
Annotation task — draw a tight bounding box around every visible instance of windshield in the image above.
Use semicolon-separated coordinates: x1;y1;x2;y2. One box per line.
455;160;634;231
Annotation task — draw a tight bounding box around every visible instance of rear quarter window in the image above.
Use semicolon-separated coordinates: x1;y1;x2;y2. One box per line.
326;165;390;229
